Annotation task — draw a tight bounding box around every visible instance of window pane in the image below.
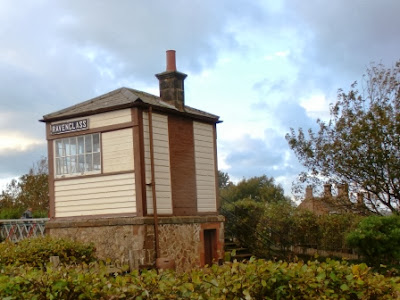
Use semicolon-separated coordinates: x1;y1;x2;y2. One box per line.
85;154;93;171
85;135;92;153
56;158;61;175
55;140;63;157
93;152;101;170
55;133;101;176
78;154;85;172
59;157;66;174
64;139;70;156
70;138;77;155
70;156;77;173
93;134;100;153
78;136;84;154
64;157;70;174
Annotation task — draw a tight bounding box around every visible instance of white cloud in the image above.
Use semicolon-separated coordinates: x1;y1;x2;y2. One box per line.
299;94;331;120
264;50;290;61
0;177;15;192
0;132;45;153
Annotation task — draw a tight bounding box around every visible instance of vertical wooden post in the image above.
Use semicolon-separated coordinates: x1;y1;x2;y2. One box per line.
128;250;137;272
50;256;60;269
148;107;160;259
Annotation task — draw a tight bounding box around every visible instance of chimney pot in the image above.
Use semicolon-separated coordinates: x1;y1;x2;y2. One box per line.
155;50;187;111
166;50;177;72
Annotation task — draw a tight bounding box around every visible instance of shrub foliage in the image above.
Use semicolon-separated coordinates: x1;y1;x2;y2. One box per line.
1;236;399;298
0;236;96;267
0;257;399;299
346;215;400;267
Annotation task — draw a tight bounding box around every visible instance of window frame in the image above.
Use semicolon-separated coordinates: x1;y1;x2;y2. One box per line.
54;133;101;178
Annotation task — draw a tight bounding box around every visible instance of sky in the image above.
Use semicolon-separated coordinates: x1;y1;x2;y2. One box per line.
0;0;399;198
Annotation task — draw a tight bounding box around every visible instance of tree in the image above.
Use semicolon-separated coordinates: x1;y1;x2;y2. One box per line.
0;158;49;215
346;215;400;267
220;175;290;205
220;175;291;256
257;201;296;254
218;170;232;189
286;61;400;214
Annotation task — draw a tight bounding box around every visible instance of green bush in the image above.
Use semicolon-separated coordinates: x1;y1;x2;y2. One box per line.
224;198;364;260
0;258;399;299
222;198;265;248
0;207;48;219
346;215;400;267
292;209;319;248
0;207;24;219
257;201;295;254
316;213;362;251
32;209;48;218
0;236;97;267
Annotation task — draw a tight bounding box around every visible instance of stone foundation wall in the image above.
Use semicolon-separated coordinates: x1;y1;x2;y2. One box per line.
46;215;224;272
159;223;201;271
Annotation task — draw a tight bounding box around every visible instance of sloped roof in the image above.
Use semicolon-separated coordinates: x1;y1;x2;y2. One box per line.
41;87;219;122
298;196;338;216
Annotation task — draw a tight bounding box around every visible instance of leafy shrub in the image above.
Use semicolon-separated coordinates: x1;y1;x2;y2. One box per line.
0;207;48;219
316;213;362;251
0;207;24;219
346;215;400;267
291;209;319;247
0;236;96;267
222;198;265;249
257;201;295;254
32;209;48;218
0;258;399;299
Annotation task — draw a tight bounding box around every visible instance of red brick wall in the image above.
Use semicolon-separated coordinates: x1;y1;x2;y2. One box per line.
168;115;197;215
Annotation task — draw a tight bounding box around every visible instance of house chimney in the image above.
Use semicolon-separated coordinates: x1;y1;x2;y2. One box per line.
323;184;332;197
155;50;187;111
357;192;364;206
337;184;349;199
305;185;313;199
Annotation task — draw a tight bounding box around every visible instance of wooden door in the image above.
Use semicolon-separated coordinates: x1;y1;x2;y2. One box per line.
204;229;217;266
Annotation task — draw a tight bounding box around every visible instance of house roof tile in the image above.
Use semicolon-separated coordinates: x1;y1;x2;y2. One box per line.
42;87;219;123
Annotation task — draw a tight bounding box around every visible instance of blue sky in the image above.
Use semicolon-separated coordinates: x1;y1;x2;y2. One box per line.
0;0;399;198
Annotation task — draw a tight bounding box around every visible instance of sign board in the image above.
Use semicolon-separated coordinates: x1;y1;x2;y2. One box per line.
51;119;89;135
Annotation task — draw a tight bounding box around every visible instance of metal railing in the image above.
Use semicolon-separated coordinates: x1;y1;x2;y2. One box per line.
0;218;49;242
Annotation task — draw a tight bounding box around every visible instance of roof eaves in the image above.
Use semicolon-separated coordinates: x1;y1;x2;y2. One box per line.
40;87;220;124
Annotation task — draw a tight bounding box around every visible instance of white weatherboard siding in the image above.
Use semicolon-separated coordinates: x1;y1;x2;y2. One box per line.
102;128;134;173
143;112;172;214
54;173;136;217
193;122;217;212
90;109;132;128
50;109;132;130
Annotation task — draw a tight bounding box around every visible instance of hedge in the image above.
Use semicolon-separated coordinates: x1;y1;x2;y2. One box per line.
0;258;399;299
0;236;96;267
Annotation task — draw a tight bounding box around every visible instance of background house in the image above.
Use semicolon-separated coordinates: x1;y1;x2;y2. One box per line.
41;50;224;271
299;184;350;215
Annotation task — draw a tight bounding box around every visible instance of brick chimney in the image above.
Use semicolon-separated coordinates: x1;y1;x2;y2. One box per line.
305;185;313;199
337;184;349;199
155;50;187;111
323;184;332;197
357;192;364;206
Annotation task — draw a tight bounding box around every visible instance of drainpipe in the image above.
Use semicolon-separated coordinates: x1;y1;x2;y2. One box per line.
148;106;176;270
148;106;160;259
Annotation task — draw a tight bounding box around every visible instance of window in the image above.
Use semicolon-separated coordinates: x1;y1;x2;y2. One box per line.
55;133;101;176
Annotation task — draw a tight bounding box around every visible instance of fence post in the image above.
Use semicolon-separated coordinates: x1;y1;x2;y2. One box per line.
50;256;60;269
128;250;137;272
